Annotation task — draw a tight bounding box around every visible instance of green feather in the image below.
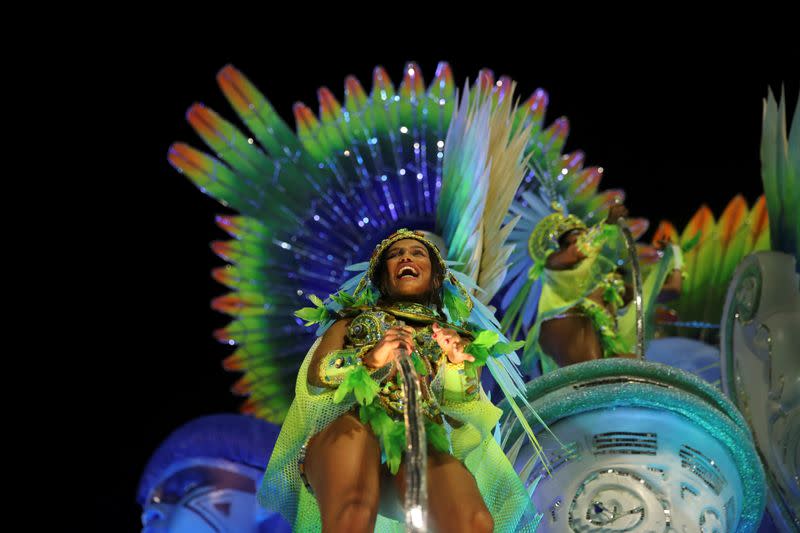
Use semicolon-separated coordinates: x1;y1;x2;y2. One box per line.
331;290;356;307
425;420;450;454
465;344;490;367
471;330;499;348
333;366;380;405
358;402;406;474
494;340;526;355
294;306;328;327
681;231;702;253
383;422;407;474
444;288;471;324
411;353;428;376
294;294;330;326
356;286;378;306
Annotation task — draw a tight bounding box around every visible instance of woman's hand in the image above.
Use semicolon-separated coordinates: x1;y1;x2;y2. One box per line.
606;204;629;225
432;322;475;364
362;325;416;368
546;240;588;270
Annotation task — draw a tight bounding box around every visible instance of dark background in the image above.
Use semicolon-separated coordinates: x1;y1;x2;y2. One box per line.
91;35;798;529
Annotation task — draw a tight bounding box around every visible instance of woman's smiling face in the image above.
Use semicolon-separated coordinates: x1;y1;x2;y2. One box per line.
382;239;433;299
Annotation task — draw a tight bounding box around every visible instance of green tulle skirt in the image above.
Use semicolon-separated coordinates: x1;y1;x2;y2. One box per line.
258;338;541;531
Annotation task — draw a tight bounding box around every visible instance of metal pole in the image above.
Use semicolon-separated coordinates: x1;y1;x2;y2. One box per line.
618;218;645;358
395;348;428;531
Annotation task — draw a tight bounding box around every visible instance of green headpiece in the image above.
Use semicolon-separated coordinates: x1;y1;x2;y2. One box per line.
363;228;447;286
527;210;587;279
354;228;473;317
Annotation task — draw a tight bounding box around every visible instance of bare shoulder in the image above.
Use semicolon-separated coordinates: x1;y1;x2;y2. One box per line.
322;318;351;340
307;318;353;387
311;318;352;358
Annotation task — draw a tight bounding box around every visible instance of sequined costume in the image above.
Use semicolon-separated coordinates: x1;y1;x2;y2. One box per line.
161;60;791;532
258;230;542;531
524;212;680;373
165;63;609;532
319;303;477;420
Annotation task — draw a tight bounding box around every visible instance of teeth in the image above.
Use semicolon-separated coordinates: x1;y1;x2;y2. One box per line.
398;266;418;278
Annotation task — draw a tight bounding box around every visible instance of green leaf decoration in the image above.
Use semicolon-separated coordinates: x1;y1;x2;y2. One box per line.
425;420;450;453
601;223;620;241
493;340;525;355
528;260;545;280
465;344;490;366
331;290;356;307
359;402;393;434
356;286;378;306
411;353;428;376
294;306;328;326
358;403;406;474
443;289;471;324
383;422;406;474
464;328;499;367
332;378;351;403
293;294;330;326
333;366;380;405
471;330;499;347
603;284;624;308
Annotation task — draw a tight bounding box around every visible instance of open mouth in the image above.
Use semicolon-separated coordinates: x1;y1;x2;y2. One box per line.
396;265;419;279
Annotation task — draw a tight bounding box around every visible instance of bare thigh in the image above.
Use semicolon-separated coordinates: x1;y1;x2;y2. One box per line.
539;315;603;366
392;447;493;533
304;412;383;531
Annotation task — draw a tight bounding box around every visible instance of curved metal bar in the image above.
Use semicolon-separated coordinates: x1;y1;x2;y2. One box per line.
617;218;645;358
395;348;428;532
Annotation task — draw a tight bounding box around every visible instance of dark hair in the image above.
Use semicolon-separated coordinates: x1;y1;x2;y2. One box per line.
374;240;446;317
558;228;585;249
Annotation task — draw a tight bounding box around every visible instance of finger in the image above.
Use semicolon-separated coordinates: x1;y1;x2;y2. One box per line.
456;345;475;362
388;326;415;338
440;327;462;340
385;331;413;342
435;328;454;339
451;347;474;363
434;323;458;334
391;339;414;353
433;337;449;350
